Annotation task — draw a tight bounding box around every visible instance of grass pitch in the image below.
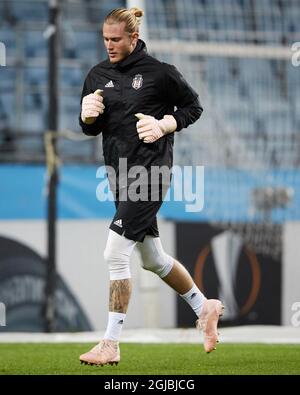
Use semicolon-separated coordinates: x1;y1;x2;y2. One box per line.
0;343;299;375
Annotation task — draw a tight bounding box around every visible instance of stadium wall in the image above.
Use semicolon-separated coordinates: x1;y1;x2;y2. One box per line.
0;219;176;331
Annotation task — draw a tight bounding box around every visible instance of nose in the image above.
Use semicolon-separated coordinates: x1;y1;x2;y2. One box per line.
107;40;114;51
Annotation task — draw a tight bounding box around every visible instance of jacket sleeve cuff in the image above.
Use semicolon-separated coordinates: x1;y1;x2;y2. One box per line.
171;112;184;132
79;115;102;136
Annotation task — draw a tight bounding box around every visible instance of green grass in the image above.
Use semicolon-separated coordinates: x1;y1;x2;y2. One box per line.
0;343;299;375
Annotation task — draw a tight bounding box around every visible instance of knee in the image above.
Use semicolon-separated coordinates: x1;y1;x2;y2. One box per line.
141;251;174;278
104;245;131;280
104;247;121;265
104;247;130;266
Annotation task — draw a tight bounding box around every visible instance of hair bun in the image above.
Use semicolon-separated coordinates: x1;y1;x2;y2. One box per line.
129;7;144;18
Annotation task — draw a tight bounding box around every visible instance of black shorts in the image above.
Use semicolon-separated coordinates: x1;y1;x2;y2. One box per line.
109;184;168;242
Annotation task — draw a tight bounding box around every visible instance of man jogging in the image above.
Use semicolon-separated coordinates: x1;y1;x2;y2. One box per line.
79;7;224;366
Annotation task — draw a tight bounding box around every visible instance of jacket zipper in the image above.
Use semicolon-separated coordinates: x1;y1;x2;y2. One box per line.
120;72;125;104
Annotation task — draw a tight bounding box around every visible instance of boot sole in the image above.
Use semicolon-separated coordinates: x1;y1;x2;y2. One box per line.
206;303;225;353
80;360;119;367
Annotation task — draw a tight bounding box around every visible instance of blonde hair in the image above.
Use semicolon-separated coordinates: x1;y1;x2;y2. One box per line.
104;7;144;33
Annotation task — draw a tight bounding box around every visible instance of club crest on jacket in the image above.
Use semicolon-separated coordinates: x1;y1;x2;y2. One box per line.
132;74;143;90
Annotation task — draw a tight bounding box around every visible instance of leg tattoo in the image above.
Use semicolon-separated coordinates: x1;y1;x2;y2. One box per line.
109;279;132;313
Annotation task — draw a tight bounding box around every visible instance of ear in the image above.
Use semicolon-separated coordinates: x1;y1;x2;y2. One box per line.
131;31;139;45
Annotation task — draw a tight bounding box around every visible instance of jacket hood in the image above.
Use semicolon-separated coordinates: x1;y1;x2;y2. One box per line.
101;39;147;70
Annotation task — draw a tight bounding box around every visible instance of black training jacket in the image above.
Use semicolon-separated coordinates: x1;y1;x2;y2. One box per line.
79;40;203;176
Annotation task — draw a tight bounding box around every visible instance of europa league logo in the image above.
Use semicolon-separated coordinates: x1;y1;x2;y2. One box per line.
195;231;261;320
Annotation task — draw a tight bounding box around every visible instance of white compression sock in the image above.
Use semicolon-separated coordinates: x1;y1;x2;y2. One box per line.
103;312;126;341
180;284;206;317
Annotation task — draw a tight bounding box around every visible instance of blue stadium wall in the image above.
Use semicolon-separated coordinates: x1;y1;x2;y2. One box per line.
1;165;299;221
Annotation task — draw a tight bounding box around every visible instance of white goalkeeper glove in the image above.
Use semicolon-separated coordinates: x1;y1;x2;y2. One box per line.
135;113;177;143
81;89;105;124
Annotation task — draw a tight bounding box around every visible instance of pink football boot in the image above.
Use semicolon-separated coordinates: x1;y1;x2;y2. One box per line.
196;299;224;353
79;339;120;366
